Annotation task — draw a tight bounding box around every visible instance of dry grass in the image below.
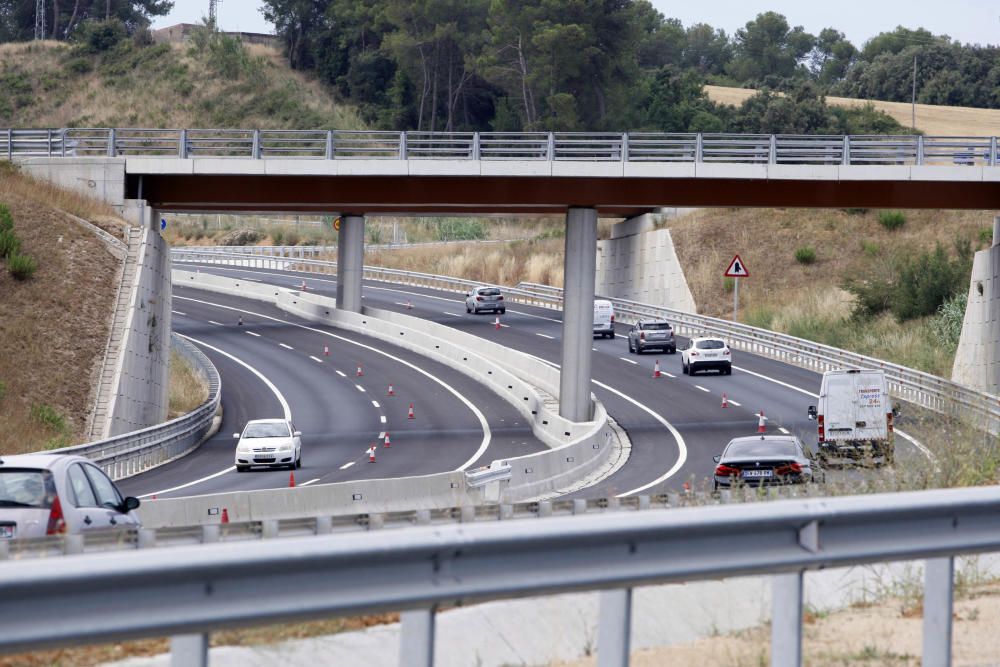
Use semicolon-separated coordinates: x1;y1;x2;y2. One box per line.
0;170;122;455
167;350;208;418
705;85;1000;136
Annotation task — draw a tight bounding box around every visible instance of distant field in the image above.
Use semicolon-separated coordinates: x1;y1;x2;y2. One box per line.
705;85;1000;136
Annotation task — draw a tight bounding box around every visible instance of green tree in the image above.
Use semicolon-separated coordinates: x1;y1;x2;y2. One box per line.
0;0;172;42
727;12;814;85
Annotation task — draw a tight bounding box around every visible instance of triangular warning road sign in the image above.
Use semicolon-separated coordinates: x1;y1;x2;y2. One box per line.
724;255;750;278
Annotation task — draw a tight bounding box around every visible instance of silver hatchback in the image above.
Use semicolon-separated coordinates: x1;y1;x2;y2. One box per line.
0;454;141;539
465;286;506;314
627;319;676;354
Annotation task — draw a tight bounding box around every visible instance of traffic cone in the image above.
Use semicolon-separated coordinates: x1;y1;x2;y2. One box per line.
495;316;501;330
356;363;364;377
408;403;415;420
323;345;330;357
221;508;229;524
289;471;296;488
406;300;412;310
653;359;662;378
757;411;767;434
387;384;395;396
368;445;377;463
384;432;391;448
151;495;156;501
299;279;308;290
721;393;729;408
238;316;243;326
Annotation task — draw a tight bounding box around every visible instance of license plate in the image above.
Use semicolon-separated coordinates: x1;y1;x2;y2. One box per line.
0;525;14;539
255;457;275;462
742;469;772;478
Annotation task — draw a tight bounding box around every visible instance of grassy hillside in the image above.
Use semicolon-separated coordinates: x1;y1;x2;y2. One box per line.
706;85;1000;136
0;34;362;129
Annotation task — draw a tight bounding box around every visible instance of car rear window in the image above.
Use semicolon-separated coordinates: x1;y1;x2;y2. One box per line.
243;422;291;438
478;288;501;296
727;440;798;458
643;322;671;330
696;339;725;349
0;469;55;509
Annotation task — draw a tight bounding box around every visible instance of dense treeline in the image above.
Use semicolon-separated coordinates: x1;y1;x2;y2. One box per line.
0;0;172;42
260;1;999;133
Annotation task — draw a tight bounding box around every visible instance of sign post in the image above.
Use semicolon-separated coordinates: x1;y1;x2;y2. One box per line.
724;255;750;322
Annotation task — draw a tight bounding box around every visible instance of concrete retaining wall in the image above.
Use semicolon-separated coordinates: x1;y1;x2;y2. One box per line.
595;214;697;312
138;271;616;527
953;227;1000;393
15;157;126;207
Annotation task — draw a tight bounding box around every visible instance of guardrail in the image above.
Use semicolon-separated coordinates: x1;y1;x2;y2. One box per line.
4;128;1000;166
2;485;997;667
171;248;1000;435
48;333;221;480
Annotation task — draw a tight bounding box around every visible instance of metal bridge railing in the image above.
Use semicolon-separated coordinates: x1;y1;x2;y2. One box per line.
4;128;1000;166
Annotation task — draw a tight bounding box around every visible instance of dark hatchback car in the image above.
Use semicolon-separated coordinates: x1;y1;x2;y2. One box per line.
713;435;819;489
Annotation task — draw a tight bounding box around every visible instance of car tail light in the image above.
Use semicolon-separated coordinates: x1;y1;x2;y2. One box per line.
887;412;894;433
46;495;66;535
715;464;740;476
476;296;483;301
775;462;803;475
690;351;698;357
817;415;825;442
610;314;615;323
723;349;731;356
640;332;645;340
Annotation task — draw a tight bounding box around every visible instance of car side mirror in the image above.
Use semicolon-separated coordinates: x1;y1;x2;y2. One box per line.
807;406;817;420
293;431;302;437
122;496;141;512
712;454;721;463
233;433;241;439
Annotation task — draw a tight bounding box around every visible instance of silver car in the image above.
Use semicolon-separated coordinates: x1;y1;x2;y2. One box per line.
465;286;506;314
713;435;819;489
627;319;676;354
0;454;141;539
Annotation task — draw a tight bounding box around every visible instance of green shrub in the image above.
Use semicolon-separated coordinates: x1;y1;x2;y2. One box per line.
30;404;65;432
65;57;93;75
0;230;21;258
283;230;300;246
794;246;817;264
860;240;880;257
271;229;284;245
843;208;869;215
980;227;994;245
878;210;906;231
931;293;968;351
8;253;37;280
0;203;13;232
892;242;971;321
436;219;487;241
72;19;128;54
0;379;6;401
723;276;735;293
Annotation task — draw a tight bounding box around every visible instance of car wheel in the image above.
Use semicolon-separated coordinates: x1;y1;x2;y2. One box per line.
236;465;248;473
500;308;506;314
668;346;676;355
466;305;471;313
682;360;688;374
724;363;732;375
296;456;302;469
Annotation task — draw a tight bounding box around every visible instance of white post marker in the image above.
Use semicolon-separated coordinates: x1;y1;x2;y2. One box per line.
724;254;750;322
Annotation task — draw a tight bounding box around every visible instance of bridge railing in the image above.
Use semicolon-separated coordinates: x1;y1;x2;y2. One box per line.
44;333;221;480
4;128;1000;166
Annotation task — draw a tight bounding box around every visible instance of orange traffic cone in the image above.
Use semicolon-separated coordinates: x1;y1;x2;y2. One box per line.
299;279;308;290
384;432;391;448
289;471;296;488
406;300;412;310
495;316;501;330
387;384;395;396
757;411;767;434
356;363;364;377
221;508;229;524
408;403;415;420
323;345;330;357
721;393;729;408
238;316;243;326
653;359;662;378
367;445;377;462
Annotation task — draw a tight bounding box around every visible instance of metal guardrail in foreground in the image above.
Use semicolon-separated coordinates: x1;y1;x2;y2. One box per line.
1;486;998;667
171;249;1000;435
4;128;1000;167
48;334;221;480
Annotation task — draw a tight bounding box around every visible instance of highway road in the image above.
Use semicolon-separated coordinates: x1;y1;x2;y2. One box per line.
137;260;930;501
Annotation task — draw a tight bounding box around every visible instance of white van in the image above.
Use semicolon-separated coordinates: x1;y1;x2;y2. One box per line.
593;300;615;338
807;369;897;465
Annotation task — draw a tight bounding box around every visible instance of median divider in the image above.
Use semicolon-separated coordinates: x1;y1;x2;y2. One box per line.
141;270;617;527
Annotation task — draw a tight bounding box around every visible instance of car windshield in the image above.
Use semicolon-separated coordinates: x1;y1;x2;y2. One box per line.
726;440;798;458
478;288;501;296
643;322;671;330
696;339;725;349
0;469;54;509
243;422;290;438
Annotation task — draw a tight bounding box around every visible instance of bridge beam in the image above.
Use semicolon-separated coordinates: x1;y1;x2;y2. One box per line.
559;207;597;422
336;214;364;312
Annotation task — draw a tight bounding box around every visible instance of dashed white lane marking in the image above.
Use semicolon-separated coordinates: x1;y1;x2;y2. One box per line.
355;384;366;392
371;400;380;408
171;310;187;316
299;478;320;487
619;357;638;365
778;427;790;434
442;312;462;317
309;355;323;363
535;333;554;339
208;320;223;326
728;399;742;407
339;462;355;470
279;343;294;350
380;415;387;424
335;370;347;377
592;348;598;351
245;331;261;337
663;372;676;378
695;385;710;393
140;334;293;499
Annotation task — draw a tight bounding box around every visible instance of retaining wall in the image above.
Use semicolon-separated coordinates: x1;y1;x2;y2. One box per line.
953;227;1000;394
15;157;126;207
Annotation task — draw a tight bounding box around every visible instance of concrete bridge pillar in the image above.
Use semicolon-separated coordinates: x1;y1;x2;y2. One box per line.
336;214;365;312
952;216;1000;394
559;207;597;422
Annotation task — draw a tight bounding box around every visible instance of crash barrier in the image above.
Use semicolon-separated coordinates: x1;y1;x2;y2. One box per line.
171;249;1000;436
1;484;997;667
144;269;615;527
47;333;220;480
3;127;999;166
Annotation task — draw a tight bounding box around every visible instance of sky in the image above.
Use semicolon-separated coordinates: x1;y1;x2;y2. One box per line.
153;0;1000;47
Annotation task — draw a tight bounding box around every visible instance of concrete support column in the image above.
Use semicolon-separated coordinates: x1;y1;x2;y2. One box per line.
336;214;365;312
559;207;597;422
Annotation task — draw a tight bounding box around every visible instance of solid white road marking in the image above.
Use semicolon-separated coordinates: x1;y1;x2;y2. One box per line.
279;343;294;350
695;385;710;393
245;331;261;337
728;399;742;407
355;384;366;392
309;355;323;363
299;478;320;487
208;320;223;326
619;357;638;365
139;334;293;499
535;333;554;339
171;310;187;316
778;427;790;434
339;462;355;470
663;372;676;378
371;400;380;408
335;370;347;377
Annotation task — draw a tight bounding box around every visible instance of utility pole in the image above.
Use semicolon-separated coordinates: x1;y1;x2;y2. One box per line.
911;54;917;131
34;0;45;40
208;0;221;29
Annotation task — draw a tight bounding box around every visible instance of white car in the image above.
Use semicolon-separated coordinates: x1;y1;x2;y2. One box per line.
234;419;302;472
681;337;732;375
465;286;506;314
